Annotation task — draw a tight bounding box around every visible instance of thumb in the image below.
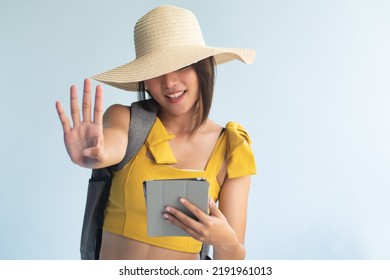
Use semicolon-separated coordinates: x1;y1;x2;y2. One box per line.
83;135;104;159
83;146;104;160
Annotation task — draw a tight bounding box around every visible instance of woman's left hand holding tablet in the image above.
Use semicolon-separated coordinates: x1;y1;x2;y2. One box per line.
164;198;240;253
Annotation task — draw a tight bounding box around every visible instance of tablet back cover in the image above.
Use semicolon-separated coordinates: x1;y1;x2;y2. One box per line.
144;179;209;236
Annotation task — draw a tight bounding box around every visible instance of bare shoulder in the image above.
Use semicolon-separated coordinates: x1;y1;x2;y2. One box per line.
201;119;223;136
103;104;130;129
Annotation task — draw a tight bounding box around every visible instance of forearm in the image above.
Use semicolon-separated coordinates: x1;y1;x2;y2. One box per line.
212;176;250;260
213;241;246;260
102;127;127;166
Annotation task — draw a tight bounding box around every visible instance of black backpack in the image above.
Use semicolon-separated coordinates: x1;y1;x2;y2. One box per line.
79;99;210;260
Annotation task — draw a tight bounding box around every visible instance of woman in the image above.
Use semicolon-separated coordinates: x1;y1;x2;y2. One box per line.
56;5;257;260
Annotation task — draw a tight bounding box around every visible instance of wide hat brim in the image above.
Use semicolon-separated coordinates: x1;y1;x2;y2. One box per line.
91;46;256;92
92;5;256;92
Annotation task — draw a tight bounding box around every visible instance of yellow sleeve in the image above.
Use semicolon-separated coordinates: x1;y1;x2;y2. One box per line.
225;122;257;179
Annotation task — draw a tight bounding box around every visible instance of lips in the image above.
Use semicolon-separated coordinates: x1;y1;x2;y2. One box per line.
165;90;186;103
166;91;185;99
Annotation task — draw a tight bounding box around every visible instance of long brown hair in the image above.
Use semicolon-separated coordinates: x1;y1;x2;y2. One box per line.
138;56;216;132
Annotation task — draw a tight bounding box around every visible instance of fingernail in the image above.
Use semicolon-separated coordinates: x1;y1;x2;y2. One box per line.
163;213;171;223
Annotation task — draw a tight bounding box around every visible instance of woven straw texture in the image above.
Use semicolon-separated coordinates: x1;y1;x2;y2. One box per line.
92;5;256;91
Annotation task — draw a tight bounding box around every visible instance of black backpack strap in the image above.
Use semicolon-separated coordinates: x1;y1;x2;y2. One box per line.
80;168;112;260
114;99;158;171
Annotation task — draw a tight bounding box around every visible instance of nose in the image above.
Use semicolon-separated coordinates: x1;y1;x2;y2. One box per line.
161;71;179;89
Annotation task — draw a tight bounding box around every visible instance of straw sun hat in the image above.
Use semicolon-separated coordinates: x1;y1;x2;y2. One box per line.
92;5;256;91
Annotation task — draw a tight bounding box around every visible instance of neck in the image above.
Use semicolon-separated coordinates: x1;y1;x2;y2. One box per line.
158;108;201;136
159;115;193;136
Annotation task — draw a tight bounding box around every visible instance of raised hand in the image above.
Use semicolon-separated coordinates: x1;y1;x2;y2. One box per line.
56;79;106;168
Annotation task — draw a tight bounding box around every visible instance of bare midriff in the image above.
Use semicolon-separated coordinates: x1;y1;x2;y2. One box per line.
99;231;200;260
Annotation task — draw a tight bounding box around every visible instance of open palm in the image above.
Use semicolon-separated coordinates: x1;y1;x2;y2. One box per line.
56;79;106;168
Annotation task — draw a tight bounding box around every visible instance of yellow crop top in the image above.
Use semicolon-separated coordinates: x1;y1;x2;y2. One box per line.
103;117;256;253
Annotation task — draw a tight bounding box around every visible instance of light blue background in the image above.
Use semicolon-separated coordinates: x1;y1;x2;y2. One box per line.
1;0;389;259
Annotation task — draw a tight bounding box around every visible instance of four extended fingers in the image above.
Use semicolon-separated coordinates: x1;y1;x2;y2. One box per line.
56;79;103;130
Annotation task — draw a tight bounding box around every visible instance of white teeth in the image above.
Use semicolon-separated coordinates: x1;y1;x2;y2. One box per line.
167;91;185;99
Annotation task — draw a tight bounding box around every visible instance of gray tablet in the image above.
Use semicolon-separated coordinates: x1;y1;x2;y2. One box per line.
143;178;209;236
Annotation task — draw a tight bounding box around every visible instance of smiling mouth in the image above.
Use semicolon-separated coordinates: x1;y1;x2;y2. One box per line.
166;90;186;99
